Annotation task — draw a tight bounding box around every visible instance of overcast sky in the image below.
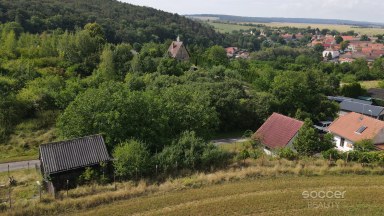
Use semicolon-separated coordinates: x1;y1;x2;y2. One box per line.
120;0;384;23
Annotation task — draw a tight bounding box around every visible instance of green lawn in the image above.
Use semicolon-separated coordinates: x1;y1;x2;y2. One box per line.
75;175;384;216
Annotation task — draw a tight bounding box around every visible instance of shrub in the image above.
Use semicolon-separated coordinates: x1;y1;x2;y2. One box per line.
354;139;376;152
277;148;298;160
113;140;151;179
201;143;231;170
79;167;99;185
322;149;340;160
249;148;264;159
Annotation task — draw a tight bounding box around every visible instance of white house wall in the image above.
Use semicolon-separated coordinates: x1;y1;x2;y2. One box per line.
334;135;354;152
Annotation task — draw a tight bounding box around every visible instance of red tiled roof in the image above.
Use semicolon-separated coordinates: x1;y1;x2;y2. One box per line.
253;113;304;149
225;47;238;54
342;36;355;41
328;112;384;143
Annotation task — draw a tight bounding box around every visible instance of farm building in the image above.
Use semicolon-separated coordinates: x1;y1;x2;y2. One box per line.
39;134;111;194
252;113;303;154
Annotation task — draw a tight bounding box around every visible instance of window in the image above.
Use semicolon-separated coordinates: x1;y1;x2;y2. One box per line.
340;138;345;147
355;126;367;134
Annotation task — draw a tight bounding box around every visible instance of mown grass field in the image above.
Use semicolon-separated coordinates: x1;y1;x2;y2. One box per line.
75;175;384;216
208;21;384;35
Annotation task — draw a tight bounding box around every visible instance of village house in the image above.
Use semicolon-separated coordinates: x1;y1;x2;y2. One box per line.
39;134;111;194
323;48;340;59
225;47;239;58
328;112;384;151
167;36;190;61
252;113;303;154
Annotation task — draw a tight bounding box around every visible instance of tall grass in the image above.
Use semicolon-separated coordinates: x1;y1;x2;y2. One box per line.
6;157;384;216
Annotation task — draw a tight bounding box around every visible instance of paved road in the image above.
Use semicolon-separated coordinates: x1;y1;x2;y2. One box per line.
0;160;40;172
212;137;249;145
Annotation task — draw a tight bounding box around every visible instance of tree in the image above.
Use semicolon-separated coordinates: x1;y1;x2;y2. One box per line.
271;70;337;122
157;58;182;76
360;34;370;41
340;82;366;98
113;140;151;179
157;131;227;172
340;41;349;51
313;43;324;53
293;118;321;156
335;35;343;44
96;45;117;81
204;45;228;66
354;139;376;152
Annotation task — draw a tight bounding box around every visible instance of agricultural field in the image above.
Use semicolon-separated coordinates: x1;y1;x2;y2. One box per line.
75;175;384;216
5;157;384;216
207;21;384;35
207;21;255;33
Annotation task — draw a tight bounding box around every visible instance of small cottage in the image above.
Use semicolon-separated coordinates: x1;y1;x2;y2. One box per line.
252;113;304;154
39;134;111;194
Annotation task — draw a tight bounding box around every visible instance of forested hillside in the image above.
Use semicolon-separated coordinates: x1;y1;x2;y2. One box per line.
0;0;222;45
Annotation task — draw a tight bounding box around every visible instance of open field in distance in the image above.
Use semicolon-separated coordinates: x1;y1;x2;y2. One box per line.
208;21;384;35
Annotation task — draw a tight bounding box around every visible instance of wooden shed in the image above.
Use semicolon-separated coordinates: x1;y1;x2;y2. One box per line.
39;134;111;194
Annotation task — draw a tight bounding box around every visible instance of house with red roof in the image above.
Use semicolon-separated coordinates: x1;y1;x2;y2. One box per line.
252;113;304;152
341;36;356;41
225;47;239;58
167;36;190;61
328;112;384;151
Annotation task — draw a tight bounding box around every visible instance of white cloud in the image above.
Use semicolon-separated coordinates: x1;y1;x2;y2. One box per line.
120;0;384;23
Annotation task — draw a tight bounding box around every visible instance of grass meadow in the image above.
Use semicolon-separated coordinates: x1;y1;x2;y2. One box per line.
4;157;384;216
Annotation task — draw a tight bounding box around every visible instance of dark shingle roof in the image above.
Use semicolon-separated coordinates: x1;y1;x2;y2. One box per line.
39;135;110;175
253;113;304;149
340;100;384;117
327;96;372;105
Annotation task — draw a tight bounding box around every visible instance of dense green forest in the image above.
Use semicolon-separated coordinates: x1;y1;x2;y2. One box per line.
1;0;384;177
0;0;222;45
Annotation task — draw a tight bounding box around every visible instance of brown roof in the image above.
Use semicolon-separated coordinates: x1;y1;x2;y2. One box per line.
168;41;183;58
328;112;384;143
253;113;303;149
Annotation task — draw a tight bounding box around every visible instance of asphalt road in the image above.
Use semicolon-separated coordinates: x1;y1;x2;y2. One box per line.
212;137;249;145
0;160;40;172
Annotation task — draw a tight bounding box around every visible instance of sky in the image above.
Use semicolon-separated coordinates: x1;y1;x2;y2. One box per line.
120;0;384;23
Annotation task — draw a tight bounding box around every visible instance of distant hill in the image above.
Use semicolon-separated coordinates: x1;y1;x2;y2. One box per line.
187;14;384;28
0;0;222;45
